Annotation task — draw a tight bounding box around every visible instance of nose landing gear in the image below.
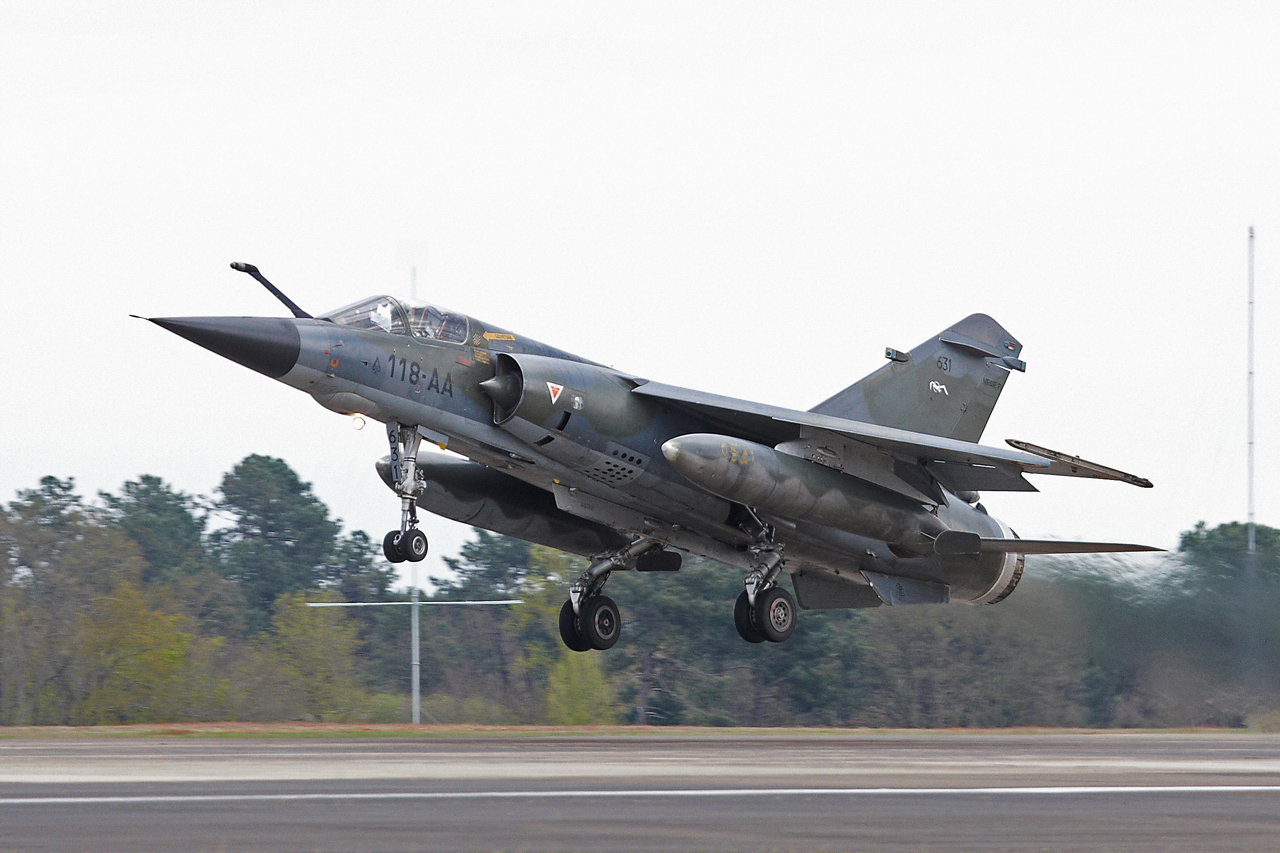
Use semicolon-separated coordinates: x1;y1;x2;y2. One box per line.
382;423;429;564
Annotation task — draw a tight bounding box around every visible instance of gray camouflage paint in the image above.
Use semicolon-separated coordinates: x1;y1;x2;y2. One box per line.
151;296;1151;620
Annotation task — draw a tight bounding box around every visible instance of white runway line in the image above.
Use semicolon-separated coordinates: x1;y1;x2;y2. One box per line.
3;786;1280;805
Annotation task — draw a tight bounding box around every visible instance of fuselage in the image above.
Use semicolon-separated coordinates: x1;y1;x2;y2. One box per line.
153;294;1024;608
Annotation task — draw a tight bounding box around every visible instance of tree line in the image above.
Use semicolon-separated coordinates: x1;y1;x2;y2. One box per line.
1;456;1277;727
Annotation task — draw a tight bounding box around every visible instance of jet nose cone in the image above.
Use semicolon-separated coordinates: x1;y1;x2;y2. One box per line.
149;316;301;379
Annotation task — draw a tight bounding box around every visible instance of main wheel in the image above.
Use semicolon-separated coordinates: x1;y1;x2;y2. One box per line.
734;590;765;643
579;595;621;650
398;529;429;562
754;587;797;643
558;600;592;652
383;531;406;563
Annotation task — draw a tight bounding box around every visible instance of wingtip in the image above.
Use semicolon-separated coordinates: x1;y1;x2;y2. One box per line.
1008;439;1154;489
1120;472;1155;489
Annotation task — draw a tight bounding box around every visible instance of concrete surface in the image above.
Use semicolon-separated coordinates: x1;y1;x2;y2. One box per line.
1;732;1278;851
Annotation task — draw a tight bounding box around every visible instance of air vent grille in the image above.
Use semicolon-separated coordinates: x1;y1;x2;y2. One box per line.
587;459;643;485
585;443;648;486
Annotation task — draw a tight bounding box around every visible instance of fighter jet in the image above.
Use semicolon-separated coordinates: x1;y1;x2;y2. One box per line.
148;263;1156;652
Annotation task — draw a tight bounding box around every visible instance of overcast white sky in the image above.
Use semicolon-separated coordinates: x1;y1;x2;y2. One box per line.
2;2;1277;589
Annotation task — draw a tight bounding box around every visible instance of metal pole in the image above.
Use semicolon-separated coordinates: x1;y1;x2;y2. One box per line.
1248;226;1256;554
411;563;421;724
305;598;519;726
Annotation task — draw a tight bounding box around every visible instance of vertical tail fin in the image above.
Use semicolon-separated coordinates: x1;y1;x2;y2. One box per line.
810;314;1025;443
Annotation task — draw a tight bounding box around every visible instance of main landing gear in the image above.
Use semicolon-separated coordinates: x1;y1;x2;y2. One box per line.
558;539;659;652
554;525;798;650
733;516;796;644
382;423;429;565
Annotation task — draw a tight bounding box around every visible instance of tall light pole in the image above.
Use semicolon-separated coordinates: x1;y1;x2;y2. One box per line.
1248;226;1256;554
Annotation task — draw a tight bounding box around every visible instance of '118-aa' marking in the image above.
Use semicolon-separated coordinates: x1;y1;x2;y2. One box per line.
389;356;453;396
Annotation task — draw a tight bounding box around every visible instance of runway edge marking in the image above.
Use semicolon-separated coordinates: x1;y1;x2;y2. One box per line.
4;786;1280;806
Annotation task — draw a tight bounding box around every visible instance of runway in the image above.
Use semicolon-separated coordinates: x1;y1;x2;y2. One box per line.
2;731;1278;852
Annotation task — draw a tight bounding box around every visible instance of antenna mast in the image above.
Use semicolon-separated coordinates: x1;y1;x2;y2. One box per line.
1248;226;1256;554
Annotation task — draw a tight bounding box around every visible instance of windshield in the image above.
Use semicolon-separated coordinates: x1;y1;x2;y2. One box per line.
403;301;468;344
322;297;408;334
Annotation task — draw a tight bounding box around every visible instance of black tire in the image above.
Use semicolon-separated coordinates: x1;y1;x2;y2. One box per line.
383;531;406;563
399;529;429;562
579;595;621;650
754;587;797;643
734;590;765;643
558;600;592;652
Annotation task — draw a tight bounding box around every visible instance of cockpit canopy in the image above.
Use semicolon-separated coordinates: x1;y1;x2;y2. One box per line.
322;296;468;344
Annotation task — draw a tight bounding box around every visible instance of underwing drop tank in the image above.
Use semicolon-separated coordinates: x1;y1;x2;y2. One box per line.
661;433;952;555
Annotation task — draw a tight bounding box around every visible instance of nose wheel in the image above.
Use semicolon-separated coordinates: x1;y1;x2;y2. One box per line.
383;528;428;563
383;422;430;564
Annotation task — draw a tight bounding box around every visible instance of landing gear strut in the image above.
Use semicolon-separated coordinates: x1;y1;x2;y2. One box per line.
558;539;658;652
382;423;429;564
733;513;796;644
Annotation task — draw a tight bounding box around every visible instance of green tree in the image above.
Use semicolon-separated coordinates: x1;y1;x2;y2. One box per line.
440;529;533;598
1031;539;1279;728
0;478;148;724
212;456;339;626
604;555;748;725
403;531;545;721
166;569;252;639
856;576;1090;728
100;475;207;583
604;555;867;726
321;531;403;694
1178;521;1280;670
323;530;395;603
3;471;395;725
1180;521;1280;574
507;547;582;690
545;653;617;724
72;582;226;724
268;591;368;721
12;461;1280;730
1175;522;1280;719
